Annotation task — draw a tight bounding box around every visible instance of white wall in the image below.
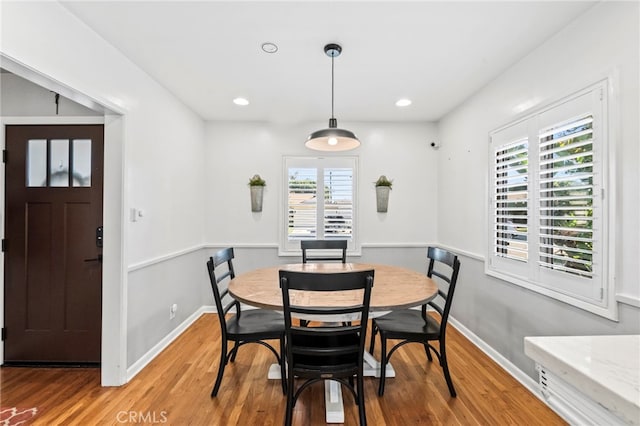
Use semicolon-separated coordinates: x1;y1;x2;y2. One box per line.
0;73;101;117
204;121;439;249
437;1;639;377
1;2;207;382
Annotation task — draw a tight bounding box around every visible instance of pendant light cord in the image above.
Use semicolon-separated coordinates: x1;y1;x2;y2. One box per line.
331;54;335;120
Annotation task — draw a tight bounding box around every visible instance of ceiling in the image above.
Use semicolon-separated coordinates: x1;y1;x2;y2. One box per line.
60;1;597;124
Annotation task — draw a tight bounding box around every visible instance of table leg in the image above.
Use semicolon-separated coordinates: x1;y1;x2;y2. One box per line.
362;351;395;378
268;363;282;379
267;353;394;424
324;380;344;423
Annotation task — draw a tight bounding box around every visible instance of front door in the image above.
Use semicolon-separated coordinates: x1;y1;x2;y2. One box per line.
4;124;104;364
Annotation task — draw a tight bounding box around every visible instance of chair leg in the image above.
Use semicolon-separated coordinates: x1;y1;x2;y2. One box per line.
378;334;387;396
349;375;355;397
357;373;367;426
424;343;433;362
439;339;457;398
229;341;240;362
280;337;287;395
368;323;377;354
284;371;295;426
211;339;228;397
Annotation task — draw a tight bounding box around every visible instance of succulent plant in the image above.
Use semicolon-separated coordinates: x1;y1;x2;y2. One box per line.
248;174;266;186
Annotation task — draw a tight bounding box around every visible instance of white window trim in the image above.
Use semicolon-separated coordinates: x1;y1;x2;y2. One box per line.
486;79;618;321
279;156;360;256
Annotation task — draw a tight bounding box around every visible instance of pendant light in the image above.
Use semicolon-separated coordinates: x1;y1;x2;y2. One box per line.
305;43;360;151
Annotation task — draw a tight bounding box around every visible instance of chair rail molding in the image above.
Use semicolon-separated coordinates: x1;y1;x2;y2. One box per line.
128;244;206;272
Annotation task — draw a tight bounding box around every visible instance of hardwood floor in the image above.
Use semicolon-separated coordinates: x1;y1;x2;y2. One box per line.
0;313;565;425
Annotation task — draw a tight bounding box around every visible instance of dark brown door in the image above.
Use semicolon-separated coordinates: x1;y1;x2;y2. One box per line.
4;125;104;364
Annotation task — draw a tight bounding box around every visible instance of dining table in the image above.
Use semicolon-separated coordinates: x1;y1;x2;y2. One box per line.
228;262;438;424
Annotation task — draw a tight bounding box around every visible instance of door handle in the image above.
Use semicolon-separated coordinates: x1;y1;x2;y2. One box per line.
84;254;103;263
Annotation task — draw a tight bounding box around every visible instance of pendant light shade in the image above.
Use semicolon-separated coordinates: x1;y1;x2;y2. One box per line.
305;44;360;152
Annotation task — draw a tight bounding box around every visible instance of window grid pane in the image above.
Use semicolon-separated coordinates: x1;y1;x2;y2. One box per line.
27;139;47;187
49;139;70;187
72;139;92;187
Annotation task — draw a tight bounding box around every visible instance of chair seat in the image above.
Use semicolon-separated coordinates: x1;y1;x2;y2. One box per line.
226;309;284;338
373;309;440;339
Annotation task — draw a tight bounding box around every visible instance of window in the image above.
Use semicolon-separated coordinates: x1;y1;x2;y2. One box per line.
487;80;615;319
281;156;358;254
27;138;92;187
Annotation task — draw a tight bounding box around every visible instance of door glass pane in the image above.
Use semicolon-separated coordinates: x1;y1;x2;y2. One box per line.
72;139;91;187
27;139;47;187
50;139;69;187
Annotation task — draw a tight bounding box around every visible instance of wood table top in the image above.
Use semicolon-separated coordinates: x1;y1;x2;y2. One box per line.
228;263;438;312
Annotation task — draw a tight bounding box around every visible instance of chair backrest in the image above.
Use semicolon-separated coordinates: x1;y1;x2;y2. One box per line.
425;247;461;332
206;247;240;333
279;269;374;371
301;239;347;263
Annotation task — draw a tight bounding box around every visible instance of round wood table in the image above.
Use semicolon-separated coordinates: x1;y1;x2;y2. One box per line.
228;262;438;424
228;262;438;314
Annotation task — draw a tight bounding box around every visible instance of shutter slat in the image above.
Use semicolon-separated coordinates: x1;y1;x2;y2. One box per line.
540;150;593;167
539;173;593;185
540;130;592;149
538;260;593;277
539;116;593;139
539;242;594;256
539;162;593;177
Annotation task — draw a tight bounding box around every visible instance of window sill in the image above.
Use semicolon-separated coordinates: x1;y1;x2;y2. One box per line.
485;267;619;322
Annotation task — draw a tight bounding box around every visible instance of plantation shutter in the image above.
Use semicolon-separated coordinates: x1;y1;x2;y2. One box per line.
323;168;353;239
538;114;595;278
493;137;529;262
288;168;317;239
488;82;607;312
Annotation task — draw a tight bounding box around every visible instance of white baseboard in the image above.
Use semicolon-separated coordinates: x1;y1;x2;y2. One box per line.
448;316;544;402
126;305;216;381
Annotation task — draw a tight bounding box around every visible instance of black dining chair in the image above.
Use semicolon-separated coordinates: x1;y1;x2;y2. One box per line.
279;269;374;426
301;239;347;263
207;247;286;397
299;239;348;327
369;247;461;397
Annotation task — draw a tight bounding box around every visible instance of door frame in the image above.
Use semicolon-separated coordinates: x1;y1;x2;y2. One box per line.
0;54;128;385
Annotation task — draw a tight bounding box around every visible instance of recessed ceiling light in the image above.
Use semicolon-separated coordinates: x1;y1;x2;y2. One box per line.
396;99;412;107
261;42;278;53
233;97;249;106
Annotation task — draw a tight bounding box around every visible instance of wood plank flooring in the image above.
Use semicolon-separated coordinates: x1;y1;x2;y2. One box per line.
0;313;565;425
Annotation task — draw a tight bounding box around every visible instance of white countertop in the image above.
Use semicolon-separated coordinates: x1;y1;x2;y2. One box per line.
525;335;640;425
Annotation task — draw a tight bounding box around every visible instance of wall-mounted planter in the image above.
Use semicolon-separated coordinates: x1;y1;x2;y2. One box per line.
375;175;393;213
376;186;390;212
248;174;266;212
250;186;264;212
